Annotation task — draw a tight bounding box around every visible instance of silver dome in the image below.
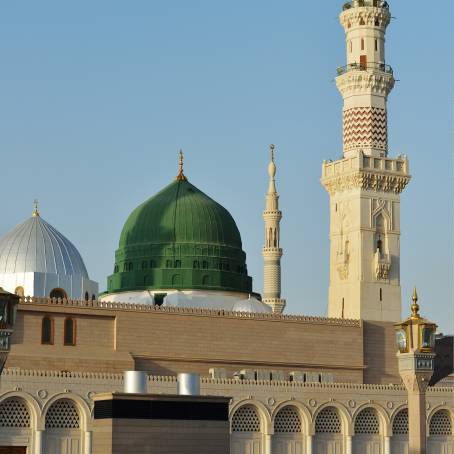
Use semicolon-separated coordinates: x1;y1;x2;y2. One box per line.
0;214;89;278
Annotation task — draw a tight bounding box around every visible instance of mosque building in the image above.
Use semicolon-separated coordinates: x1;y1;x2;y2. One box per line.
0;1;452;453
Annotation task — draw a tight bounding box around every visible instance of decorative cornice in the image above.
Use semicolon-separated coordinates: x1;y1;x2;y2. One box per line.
340;7;391;30
336;71;395;97
18;297;361;327
321;170;411;195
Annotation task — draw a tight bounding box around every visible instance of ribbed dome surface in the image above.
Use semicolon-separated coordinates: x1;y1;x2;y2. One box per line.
0;215;89;278
108;178;252;295
120;179;242;248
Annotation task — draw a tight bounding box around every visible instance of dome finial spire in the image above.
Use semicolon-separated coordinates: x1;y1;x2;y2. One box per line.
176;149;187;181
32;199;40;217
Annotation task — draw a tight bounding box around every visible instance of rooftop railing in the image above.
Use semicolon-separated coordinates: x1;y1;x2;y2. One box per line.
337;62;393;76
343;0;389;10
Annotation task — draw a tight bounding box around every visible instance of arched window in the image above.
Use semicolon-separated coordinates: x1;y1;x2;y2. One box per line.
392;409;408;435
84;291;89;302
202;261;208;270
114;264;119;273
128;262;133;271
166;260;172;268
175;260;181;268
274;406;302;433
430;410;453;436
45;399;80;429
232;406;261;432
0;398;31;428
14;286;24;297
64;318;76;346
315;407;341;434
91;294;96;301
361;38;365;50
42;316;54;345
142;261;148;270
50;288;67;300
123;263;128;272
359;17;365;26
355;408;380;434
375;39;378;51
193;260;200;269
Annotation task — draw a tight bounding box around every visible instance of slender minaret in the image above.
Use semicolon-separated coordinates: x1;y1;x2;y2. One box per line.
321;0;411;322
262;144;286;314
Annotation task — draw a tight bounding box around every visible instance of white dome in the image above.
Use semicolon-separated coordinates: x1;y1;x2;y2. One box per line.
0;214;89;278
232;297;272;314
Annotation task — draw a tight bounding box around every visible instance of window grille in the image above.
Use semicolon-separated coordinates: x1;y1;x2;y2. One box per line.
315;407;341;434
393;409;408;435
430;410;453;436
274;406;302;433
45;399;80;429
355;408;380;434
232;406;261;432
0;398;31;428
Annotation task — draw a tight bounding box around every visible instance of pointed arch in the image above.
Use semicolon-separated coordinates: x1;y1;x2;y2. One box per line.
0;391;40;431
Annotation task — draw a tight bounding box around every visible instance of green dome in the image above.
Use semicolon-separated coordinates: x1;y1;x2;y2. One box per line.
107;178;252;294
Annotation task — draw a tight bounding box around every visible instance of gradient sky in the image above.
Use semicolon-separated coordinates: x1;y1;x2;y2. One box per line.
0;1;452;332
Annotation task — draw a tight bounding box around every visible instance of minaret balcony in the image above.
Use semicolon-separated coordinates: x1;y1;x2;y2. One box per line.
337;62;393;77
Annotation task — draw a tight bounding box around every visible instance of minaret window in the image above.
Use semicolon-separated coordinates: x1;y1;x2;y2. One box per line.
350;41;352;53
64;318;76;346
375;39;378;51
360;55;367;70
361;39;365;51
84;292;89;302
380;288;383;302
41;317;54;345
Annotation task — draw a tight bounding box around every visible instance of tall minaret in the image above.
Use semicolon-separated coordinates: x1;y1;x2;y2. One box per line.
262;144;286;314
321;0;411;322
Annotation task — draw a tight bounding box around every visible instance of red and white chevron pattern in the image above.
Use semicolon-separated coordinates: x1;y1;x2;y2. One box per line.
343;107;388;153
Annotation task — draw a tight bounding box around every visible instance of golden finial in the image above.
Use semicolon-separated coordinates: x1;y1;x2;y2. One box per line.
32;199;40;217
411;287;420;319
270;144;275;162
176;149;187;181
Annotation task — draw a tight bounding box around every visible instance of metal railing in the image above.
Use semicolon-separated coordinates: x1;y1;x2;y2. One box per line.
336;62;393;76
343;0;389;10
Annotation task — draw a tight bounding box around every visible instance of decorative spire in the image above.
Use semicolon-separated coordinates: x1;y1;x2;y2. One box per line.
32;199;40;217
267;144;277;193
411;287;420;319
176;150;187;181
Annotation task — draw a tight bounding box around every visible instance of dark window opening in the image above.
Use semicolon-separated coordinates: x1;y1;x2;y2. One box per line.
361;39;365;51
142;261;148;270
128;262;134;271
64;318;76;346
41;317;54;345
193;260;200;269
50;288;67;300
202;261;208;269
150;260;155;269
166;260;172;268
175;260;181;268
375;39;378;51
84;291;89;302
154;293;167;306
380;288;383;302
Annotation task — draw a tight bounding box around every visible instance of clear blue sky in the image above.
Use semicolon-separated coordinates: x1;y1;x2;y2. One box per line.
0;1;452;332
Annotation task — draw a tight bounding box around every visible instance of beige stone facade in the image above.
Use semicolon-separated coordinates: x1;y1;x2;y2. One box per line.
0;298;452;453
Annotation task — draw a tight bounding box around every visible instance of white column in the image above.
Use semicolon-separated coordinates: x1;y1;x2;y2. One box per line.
306;434;313;454
35;430;44;454
384;436;391;454
264;434;272;454
346;435;353;454
85;431;92;454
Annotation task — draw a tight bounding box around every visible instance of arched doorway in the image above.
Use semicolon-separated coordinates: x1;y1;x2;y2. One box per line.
314;407;343;453
428;410;454;453
231;405;262;454
353;408;381;453
273;406;305;454
391;408;408;454
44;399;81;454
0;398;31;451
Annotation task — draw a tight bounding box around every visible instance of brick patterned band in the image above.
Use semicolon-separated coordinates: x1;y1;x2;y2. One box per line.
343;107;388;153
